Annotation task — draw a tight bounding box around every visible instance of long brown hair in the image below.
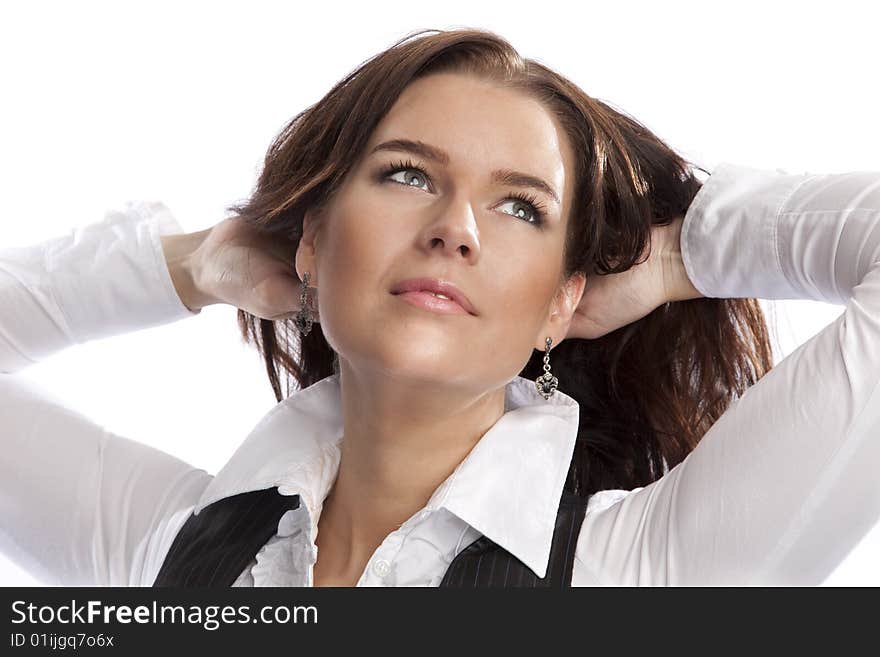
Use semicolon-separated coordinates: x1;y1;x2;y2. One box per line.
228;27;774;498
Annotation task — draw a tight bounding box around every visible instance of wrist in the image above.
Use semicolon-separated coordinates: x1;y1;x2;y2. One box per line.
659;216;704;303
160;229;214;312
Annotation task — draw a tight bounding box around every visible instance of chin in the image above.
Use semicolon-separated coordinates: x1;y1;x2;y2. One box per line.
330;311;475;371
349;340;458;381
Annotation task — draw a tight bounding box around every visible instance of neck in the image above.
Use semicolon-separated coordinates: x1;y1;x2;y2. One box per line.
317;359;506;571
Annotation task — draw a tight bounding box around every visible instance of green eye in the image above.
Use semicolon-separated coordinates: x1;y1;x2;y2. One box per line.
498;198;542;225
387;168;429;190
378;158;547;227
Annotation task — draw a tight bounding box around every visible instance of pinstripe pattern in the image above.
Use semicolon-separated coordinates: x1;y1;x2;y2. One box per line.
152;487;301;587
439;491;588;588
152;487;589;588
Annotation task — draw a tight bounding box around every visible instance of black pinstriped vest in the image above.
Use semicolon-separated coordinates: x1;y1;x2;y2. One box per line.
153;486;589;587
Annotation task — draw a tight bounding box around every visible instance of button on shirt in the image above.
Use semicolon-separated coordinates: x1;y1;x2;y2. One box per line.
2;162;880;586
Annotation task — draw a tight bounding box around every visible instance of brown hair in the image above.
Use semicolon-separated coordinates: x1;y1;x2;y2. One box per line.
228;27;774;498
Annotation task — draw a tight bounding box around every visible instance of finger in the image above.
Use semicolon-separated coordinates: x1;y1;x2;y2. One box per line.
249;273;303;318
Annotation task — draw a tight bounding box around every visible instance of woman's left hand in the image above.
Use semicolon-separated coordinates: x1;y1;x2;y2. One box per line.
566;216;700;340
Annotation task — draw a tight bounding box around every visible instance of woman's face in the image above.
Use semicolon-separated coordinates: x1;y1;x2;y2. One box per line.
297;71;585;392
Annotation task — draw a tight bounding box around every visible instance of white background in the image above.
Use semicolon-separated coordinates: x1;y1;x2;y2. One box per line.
1;0;877;585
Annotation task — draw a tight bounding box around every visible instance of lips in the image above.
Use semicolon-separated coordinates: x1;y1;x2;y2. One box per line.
390;277;477;316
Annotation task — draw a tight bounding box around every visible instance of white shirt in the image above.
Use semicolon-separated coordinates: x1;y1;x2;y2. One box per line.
2;162;879;586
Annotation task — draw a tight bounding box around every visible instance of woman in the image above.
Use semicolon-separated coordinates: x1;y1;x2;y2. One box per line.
2;27;879;587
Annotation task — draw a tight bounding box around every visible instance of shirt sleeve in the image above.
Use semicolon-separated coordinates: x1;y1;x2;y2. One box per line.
0;203;210;585
0;200;200;374
0;375;212;585
575;162;880;586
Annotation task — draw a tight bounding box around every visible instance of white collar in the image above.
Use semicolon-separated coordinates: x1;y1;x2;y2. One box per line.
193;373;580;579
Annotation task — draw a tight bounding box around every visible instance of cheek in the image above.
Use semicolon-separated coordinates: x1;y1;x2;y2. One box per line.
483;243;559;322
319;200;388;286
312;202;397;346
493;281;556;340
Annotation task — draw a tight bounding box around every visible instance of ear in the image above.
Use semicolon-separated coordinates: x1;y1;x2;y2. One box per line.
295;206;323;285
535;272;586;351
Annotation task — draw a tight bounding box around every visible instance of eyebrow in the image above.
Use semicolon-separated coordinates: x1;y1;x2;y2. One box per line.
369;138;561;206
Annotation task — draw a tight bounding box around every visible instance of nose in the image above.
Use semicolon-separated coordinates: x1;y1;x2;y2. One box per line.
418;193;480;263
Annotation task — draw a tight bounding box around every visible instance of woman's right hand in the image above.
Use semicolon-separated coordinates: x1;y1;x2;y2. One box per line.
161;216;307;321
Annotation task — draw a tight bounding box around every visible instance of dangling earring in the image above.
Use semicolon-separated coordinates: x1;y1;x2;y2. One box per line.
294;271;316;336
535;337;558;400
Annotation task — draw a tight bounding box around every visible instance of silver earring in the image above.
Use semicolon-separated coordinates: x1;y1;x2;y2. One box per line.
535;337;558;400
294;271;316;336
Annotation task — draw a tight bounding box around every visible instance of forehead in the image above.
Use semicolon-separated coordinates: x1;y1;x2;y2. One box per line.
365;72;574;207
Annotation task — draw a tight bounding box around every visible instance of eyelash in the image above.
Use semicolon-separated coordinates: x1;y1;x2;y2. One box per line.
376;158;548;227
